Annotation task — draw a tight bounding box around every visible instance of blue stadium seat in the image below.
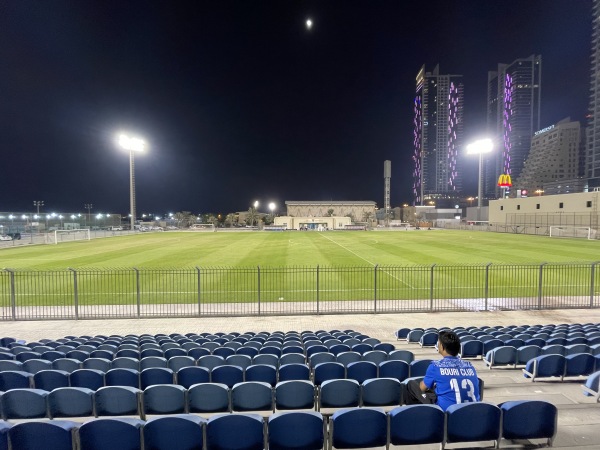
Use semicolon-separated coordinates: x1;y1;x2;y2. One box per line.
9;420;77;450
389;404;444;446
48;387;94;418
445;402;501;448
78;418;144;450
274;380;316;411
268;411;324;450
500;400;557;447
330;407;387;450
206;413;264;450
144;414;205;450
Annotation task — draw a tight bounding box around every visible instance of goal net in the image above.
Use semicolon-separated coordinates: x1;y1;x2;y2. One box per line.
47;229;91;244
549;226;596;240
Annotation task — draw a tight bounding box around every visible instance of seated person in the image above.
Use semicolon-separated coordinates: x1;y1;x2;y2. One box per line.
406;330;480;411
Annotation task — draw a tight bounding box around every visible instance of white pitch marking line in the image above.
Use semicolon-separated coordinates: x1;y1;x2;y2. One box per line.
318;233;414;289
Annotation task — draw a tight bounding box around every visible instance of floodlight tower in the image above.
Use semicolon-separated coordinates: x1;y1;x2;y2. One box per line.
117;133;146;232
384;160;391;226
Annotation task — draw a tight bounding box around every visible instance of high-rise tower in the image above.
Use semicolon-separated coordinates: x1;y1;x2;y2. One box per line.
587;0;600;186
384;160;391;225
485;55;542;197
412;65;464;205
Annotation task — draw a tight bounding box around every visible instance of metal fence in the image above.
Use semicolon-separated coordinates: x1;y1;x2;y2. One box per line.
1;263;599;320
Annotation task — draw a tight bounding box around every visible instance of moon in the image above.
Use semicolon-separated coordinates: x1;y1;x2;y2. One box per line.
306;19;313;30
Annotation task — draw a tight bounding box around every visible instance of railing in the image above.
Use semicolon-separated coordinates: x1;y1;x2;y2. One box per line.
1;263;599;320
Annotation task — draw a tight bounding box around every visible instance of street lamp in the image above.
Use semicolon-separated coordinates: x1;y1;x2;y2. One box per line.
466;138;493;220
268;202;276;217
118;133;146;231
84;204;93;226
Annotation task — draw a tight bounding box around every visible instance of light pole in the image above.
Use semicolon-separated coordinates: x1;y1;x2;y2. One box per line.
466;138;493;221
84;204;93;227
33;201;44;215
118;134;146;231
268;202;276;223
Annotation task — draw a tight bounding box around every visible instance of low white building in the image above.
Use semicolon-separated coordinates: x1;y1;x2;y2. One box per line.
274;216;351;230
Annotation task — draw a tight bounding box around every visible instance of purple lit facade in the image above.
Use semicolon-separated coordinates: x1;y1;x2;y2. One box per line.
412;96;423;204
502;73;513;176
412;64;463;206
486;55;541;198
447;82;462;190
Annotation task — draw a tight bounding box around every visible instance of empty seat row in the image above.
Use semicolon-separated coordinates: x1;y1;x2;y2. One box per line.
523;353;600;381
0;400;558;450
0;358;426;392
0;377;417;420
484;345;600;369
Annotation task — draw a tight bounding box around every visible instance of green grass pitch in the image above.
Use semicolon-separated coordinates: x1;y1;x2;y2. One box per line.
0;230;597;269
1;230;598;306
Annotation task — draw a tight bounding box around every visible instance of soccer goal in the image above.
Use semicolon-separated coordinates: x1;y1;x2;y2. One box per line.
549;226;597;240
47;229;91;244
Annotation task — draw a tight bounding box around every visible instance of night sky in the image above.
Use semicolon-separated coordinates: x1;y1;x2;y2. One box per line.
0;0;592;217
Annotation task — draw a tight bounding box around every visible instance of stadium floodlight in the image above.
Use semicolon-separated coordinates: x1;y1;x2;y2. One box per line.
254;200;259;209
118;133;146;232
466;138;493;217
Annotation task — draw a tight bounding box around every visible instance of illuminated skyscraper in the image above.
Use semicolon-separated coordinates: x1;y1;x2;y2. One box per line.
412;64;463;205
587;0;600;185
485;55;542;197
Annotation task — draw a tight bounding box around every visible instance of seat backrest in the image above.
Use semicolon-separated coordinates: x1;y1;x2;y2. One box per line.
500;400;557;445
226;354;253;370
48;387;94;418
274;380;316;410
9;420;78;450
330;407;387;449
211;365;244;388
445;402;501;445
313;362;345;386
361;377;401;407
268;411;324;450
278;363;310;382
1;388;48;419
565;353;596;377
389;404;444;445
176;366;210;389
197;355;226;371
140;367;174;389
70;368;105;390
206;413;264;450
144;415;205;450
378;360;409;382
409;359;432;378
94;386;142;416
187;382;230;413
231;381;274;412
78;417;144;450
319;379;360;409
388;350;414;364
516;345;542;365
33;369;70;391
143;384;186;416
347;361;378;383
245;364;277;386
105;368;140;388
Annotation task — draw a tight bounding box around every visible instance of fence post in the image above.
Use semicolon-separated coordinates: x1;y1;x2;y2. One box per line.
374;264;378;313
5;269;16;320
196;266;201;317
430;264;436;312
316;265;320;315
69;268;79;320
591;262;599;308
257;266;261;315
133;268;141;318
485;263;492;311
538;263;547;310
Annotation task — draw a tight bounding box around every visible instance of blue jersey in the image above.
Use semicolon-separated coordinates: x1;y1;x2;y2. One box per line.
423;356;480;411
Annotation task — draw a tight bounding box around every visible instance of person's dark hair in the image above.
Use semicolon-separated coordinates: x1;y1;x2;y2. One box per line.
439;331;461;356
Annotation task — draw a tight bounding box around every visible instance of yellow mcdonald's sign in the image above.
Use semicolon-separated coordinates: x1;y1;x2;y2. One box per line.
497;174;512;187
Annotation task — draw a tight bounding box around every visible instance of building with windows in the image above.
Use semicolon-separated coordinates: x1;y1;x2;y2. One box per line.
485;55;542;198
587;0;600;187
284;201;376;222
412;64;464;206
515;118;582;194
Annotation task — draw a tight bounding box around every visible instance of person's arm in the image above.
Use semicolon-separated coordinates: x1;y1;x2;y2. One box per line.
420;364;436;391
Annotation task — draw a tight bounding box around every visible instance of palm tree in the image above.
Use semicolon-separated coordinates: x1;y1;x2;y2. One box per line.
246;207;258;226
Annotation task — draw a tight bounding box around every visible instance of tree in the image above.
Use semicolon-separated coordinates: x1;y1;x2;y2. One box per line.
246;207;258;226
363;211;373;222
225;213;237;228
327;208;334;217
